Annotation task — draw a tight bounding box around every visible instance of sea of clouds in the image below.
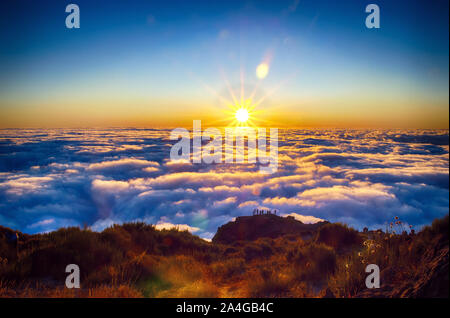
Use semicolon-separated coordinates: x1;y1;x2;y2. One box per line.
0;128;448;240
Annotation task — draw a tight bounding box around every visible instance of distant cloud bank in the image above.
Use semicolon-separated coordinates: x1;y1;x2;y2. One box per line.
0;128;448;239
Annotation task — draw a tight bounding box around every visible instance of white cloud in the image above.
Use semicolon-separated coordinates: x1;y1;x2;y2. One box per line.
27;218;55;228
282;213;325;224
155;222;200;233
91;179;130;192
87;158;159;170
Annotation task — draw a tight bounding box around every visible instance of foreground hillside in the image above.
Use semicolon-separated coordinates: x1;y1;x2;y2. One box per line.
0;214;448;298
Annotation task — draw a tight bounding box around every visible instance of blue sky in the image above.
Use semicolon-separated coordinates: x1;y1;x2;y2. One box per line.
0;0;448;128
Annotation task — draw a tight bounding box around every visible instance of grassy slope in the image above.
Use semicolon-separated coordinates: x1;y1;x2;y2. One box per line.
0;214;448;298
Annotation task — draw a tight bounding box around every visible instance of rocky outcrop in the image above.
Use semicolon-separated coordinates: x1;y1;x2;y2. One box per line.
212;214;328;244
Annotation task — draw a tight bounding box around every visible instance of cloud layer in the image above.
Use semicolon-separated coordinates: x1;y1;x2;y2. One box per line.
0;128;448;239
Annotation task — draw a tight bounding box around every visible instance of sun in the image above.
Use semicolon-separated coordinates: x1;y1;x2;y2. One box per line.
235;108;249;123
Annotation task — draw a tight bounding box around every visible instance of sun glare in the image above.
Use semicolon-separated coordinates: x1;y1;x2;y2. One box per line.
235;108;249;123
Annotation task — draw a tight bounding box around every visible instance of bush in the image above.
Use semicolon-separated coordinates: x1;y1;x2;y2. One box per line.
210;258;245;281
315;223;362;250
246;268;292;297
292;243;337;282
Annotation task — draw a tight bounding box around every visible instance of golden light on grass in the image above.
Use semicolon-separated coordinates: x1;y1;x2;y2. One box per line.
235;108;249;123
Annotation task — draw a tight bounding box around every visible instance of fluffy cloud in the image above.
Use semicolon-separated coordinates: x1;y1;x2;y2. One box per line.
282;213;325;224
87;158;159;171
154;222;200;233
0;128;448;238
92;179;131;192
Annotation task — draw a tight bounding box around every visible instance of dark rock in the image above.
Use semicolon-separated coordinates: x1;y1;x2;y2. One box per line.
212;214;328;244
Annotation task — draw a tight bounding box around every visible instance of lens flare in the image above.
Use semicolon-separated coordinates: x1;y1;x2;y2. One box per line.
256;63;269;79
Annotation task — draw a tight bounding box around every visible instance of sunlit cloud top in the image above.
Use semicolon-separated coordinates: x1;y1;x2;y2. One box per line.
0;128;448;238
